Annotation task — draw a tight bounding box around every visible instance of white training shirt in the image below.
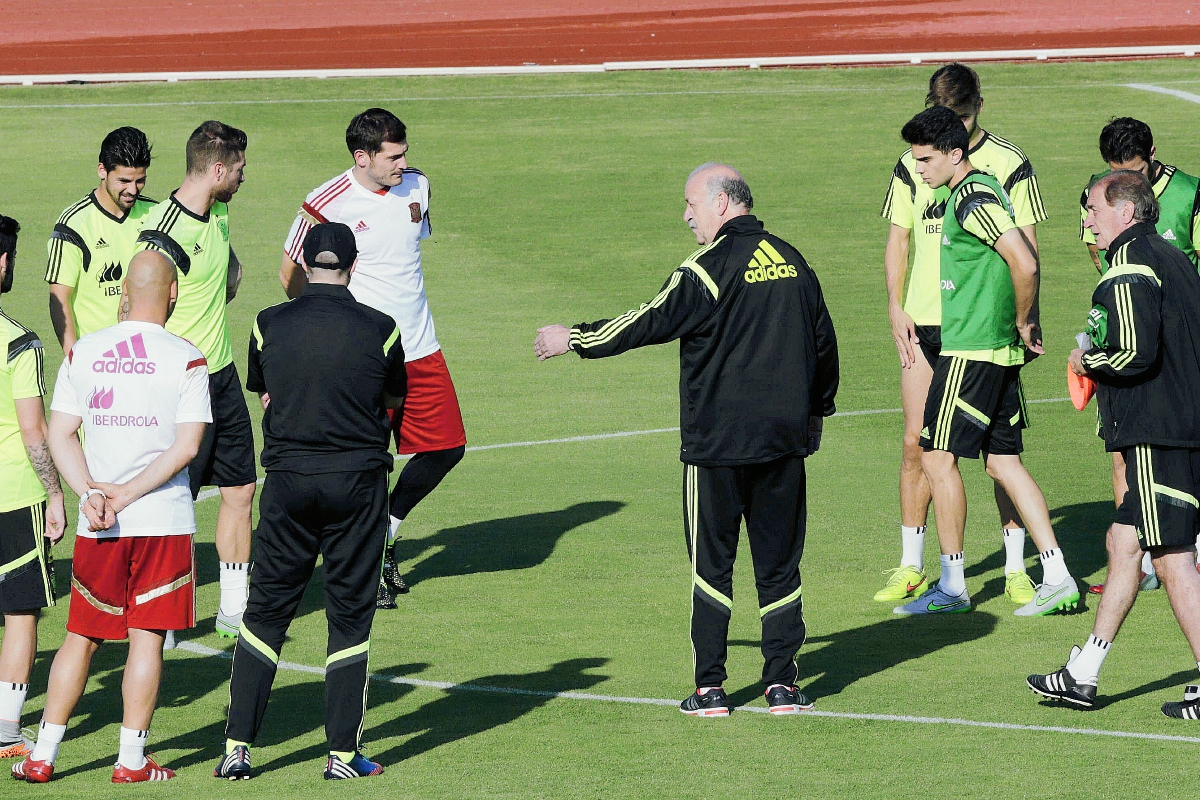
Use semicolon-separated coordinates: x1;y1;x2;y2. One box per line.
51;321;212;539
284;167;439;362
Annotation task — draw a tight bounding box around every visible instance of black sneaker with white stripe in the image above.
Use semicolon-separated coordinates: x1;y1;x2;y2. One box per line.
212;745;252;780
1027;650;1097;709
765;684;814;715
1161;685;1200;720
679;687;730;717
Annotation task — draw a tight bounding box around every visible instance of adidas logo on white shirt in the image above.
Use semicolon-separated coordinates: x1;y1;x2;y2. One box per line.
93;332;157;374
354;220;370;233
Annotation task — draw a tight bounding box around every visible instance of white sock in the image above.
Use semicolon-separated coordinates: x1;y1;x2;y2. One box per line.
0;682;28;742
219;562;249;616
1067;634;1111;683
1002;528;1027;574
388;515;403;546
1141;550;1156;576
30;720;66;764
939;552;966;596
1039;548;1070;585
117;727;147;770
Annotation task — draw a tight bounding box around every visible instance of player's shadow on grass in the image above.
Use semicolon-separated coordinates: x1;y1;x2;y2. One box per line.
257;657;610;774
726;613;998;708
394;501;625;587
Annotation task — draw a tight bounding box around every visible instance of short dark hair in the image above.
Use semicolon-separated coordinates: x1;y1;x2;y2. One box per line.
346;108;406;156
99;127;152;171
0;215;19;292
1098;170;1160;225
1099;117;1154;165
926;63;982;116
901;105;969;155
185;120;247;176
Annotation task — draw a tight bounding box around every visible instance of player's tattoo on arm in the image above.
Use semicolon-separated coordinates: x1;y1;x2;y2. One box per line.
25;439;63;498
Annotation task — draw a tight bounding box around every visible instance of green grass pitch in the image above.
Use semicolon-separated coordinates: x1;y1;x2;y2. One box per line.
2;59;1200;796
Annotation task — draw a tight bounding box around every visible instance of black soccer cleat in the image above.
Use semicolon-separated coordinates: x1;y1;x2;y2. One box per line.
213;745;252;780
381;548;409;595
679;687;730;717
1027;666;1097;709
1161;685;1200;720
376;580;397;610
764;684;814;715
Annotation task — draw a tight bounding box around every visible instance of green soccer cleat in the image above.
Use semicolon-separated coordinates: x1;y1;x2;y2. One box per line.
1005;571;1037;605
1014;577;1080;617
216;610;243;638
873;565;927;602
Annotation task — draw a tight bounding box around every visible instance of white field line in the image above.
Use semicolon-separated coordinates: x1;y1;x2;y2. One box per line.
1126;83;1200;103
173;640;1200;744
193;397;1070;502
1;44;1198;86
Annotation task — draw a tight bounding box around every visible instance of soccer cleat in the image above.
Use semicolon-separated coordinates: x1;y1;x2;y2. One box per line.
1161;685;1200;720
112;753;175;783
324;752;384;780
764;684;814;715
679;687;731;717
873;565;927;602
1014;577;1080;617
1027;651;1097;709
381;548;409;596
1004;571;1037;605
213;745;252;780
1088;570;1159;595
0;730;34;759
893;583;971;615
376;580;397;610
216;610;243;639
12;756;53;783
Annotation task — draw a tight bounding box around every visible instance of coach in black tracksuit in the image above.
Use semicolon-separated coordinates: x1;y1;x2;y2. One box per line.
220;222;406;778
534;164;839;716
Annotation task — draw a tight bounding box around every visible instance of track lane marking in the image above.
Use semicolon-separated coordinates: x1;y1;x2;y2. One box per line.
194;397;1070;502
173;640;1200;744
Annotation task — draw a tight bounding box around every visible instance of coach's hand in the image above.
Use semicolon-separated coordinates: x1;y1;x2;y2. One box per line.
89;481;134;516
889;303;919;369
1068;348;1088;376
45;493;66;544
808;416;824;454
82;493;112;532
535;325;572;361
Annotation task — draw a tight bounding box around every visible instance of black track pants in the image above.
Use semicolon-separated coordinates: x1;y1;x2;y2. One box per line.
226;468;388;754
683;455;807;689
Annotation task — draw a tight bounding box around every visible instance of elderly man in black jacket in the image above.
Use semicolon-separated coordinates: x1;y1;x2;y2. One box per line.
535;163;839;717
1029;171;1200;717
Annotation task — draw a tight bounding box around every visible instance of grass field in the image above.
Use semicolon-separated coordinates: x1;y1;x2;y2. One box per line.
3;59;1200;796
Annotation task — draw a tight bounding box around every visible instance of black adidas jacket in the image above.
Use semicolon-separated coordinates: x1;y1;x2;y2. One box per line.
1082;222;1200;450
570;215;839;466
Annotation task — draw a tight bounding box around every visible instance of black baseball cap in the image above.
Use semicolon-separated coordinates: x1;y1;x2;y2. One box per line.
302;222;358;270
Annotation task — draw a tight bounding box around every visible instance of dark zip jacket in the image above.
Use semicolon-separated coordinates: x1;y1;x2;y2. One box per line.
569;215;839;466
1082;221;1200;450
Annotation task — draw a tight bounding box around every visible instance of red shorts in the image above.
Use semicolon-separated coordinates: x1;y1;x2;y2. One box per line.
67;535;195;640
389;350;467;454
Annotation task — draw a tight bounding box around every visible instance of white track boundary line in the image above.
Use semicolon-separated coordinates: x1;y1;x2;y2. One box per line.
1126;82;1200;103
173;640;1200;744
193;398;1070;502
1;45;1198;86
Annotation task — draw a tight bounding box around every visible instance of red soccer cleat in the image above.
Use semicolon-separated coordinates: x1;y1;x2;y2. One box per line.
11;756;53;783
112;753;176;783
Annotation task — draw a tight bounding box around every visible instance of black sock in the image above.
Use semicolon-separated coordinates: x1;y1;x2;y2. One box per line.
389;446;464;519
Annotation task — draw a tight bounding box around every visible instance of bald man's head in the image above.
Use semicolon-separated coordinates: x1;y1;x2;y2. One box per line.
120;250;178;325
683;163;753;245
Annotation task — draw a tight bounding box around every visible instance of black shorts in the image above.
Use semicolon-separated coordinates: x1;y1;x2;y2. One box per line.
189;363;258;499
921;356;1028;459
0;501;55;612
1116;445;1200;551
915;325;941;369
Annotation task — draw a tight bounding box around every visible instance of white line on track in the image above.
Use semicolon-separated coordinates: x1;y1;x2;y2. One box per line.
173;640;1200;744
1126;83;1200;103
193;397;1070;502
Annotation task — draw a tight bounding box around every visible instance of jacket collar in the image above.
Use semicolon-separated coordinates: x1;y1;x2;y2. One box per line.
714;214;764;239
301;282;354;299
1105;221;1158;265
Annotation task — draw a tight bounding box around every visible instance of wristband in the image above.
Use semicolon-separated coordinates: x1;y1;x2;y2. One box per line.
79;488;106;511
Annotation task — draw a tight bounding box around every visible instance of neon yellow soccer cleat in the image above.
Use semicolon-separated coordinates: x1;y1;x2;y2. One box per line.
873;565;927;602
1005;571;1037;605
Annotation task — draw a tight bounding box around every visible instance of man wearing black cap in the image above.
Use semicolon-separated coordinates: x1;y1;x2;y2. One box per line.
215;222;406;781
